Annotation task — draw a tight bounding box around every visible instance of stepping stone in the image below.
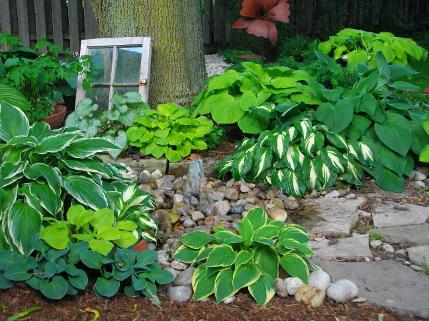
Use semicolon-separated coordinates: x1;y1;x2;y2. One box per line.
314;259;429;318
301;198;366;237
407;245;429;266
372;202;429;228
370;224;429;247
314;234;373;260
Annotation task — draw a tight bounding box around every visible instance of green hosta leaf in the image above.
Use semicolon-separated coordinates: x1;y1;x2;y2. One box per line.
66;138;120;158
420;145;429;163
24;163;62;194
0;274;13;289
40;225;69;250
173;245;200;263
347;49;369;68
322;148;345;172
4;262;32;281
214;268;235;303
280;253;309;282
206;245;236;267
255;245;279;279
373;166;404;192
0;103;29;142
326;132;348;150
248;274;275;305
29;182;62;216
211;93;245;124
374;112;412;156
95;277;120;297
7;200;42;255
192;265;217;300
233;264;260;291
68;269;88;290
253;148;272;178
315;99;354;133
63;175;109;210
242;208;267;230
215;230;243;244
357;93;377;118
35;133;78;154
237;112;269;134
40;276;69;300
180;231;213;249
80;249;104;269
235;250;254;267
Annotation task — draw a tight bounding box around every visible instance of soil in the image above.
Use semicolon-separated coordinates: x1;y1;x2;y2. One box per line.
0;285;418;321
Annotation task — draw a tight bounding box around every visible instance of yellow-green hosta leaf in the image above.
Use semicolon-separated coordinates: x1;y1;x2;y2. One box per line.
180;230;213;249
280;252;309;282
248;274;275;305
242;208;267;230
193;265;217;301
235;250;254;267
214;268;236;303
206;245;236;267
172;245;200;263
232;264;260;291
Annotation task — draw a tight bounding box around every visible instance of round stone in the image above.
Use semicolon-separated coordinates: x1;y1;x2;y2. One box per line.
285;277;304;295
309;270;331;291
268;208;288;222
275;278;288;297
167;285;192;302
327;279;359;303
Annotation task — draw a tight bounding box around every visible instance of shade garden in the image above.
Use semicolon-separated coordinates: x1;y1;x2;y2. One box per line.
1;25;429;320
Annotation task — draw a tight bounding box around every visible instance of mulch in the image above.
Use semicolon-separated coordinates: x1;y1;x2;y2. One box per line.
0;284;419;321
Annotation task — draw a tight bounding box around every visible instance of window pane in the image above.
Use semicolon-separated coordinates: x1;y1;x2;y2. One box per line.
87;86;110;110
114;86;140;96
89;48;113;84
114;46;142;84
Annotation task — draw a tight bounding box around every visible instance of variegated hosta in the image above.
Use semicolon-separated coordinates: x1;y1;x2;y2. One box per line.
216;118;373;197
0;103;156;255
173;208;315;305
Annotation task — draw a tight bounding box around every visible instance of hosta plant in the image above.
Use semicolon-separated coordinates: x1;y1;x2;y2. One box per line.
40;205;140;256
173;208;315;305
80;247;174;304
65;92;149;158
216;118;373;197
193;62;320;134
0;238;89;300
419;120;429;163
318;28;428;69
0;103;155;255
127;103;213;162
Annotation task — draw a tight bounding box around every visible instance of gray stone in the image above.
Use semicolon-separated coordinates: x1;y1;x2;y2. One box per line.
275;278;288;297
230;204;244;214
137;170;152;184
214;200;231;216
414;171;427;181
165;267;179;280
225;188;239;201
327;279;359;302
410;265;424;272
183;218;196;228
151;169;163;180
191;211;205;222
157;250;170;267
285;277;304;296
225;179;234;188
301;198;365;237
407;245;429;266
239;180;251;193
156;175;175;190
173;194;184;204
372;202;429;228
167;286;192;302
309;270;331;291
382;243;395;253
324;190;340;198
370;224;429;247
415;181;426;188
208;191;225;204
174;267;195;286
268;208;288;223
200;203;215;216
352;297;368;303
284;198;299;210
170;261;187;270
314;259;429;318
315;234;373;260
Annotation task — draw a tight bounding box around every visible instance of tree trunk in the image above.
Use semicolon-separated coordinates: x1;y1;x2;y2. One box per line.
89;0;206;106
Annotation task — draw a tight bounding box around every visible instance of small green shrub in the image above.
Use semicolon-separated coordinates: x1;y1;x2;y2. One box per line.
419;119;429;163
127;103;213;162
0;103;155;255
318;28;428;69
205;125;227;150
173;208;314;305
66;92;149;158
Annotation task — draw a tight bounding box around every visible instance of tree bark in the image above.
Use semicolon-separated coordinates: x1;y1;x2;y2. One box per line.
89;0;206;106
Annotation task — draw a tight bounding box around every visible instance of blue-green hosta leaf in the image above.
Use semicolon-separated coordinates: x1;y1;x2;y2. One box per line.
24;163;62;194
206;245;236;268
315;99;354;133
280;253;309;282
65;138;121;159
374;112;412;156
214;268;235;303
0;103;29;142
7;200;42;255
192;265;217;301
63;175;109;210
95;277;120;298
373;166;404;192
248;274;275;305
40;275;69;300
232;264;260;291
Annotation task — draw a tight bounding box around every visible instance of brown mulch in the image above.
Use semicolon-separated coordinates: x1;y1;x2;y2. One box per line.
0;285;418;321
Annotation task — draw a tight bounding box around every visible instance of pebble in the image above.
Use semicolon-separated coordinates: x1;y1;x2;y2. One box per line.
414;171;427;181
208;191;225;204
410;265;423;272
183;218;196;228
165;267;179;280
174;194;184;204
327;279;359;303
295;284;326;308
151;169;163;180
230;204;244;214
324;190;340;198
275;278;288;297
381;244;395;253
191;211;205;222
137;170;152;184
309;270;331;291
285;277;304;295
414;181;426;188
174;267;195;286
345;193;356;199
157;250;170;267
370;240;382;248
352;297;368;303
225;188;239;201
200;204;215;216
167;285;192;302
225;179;234;188
268;208;288;222
358;210;372;218
284;198;299;210
170;261;187;270
239;181;251;193
214;200;231;216
223;296;236;304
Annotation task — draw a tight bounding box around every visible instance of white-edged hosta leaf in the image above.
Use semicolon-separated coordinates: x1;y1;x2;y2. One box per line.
0;103;30;142
248;274;275;305
29;182;62;216
206;245;236;268
255;245;279;279
24;163;62;194
279;253;309;282
65;138;121;159
192;265;217;301
63;175;109;210
232;264;260;291
214;268;235;303
34;133;79;154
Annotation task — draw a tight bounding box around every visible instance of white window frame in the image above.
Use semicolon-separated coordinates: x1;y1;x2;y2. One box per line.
75;37;152;108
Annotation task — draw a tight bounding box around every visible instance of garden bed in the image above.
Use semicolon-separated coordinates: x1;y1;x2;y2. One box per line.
0;286;408;321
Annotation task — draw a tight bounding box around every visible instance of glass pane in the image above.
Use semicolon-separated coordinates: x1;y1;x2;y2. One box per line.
87;86;110;110
114;46;142;84
113;86;140;96
89;48;113;84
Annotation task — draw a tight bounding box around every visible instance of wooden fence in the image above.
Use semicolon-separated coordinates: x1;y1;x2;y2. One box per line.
1;0;428;51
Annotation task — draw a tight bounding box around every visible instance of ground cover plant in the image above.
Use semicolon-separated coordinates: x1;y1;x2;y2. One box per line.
127;102;214;162
0;33;91;122
66;92;149;158
0;103;156;255
318;28;428;69
173;207;314;305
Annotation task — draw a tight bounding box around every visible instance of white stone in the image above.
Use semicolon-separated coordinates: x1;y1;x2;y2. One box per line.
214;200;231;216
324;190;340;198
191;211;205;222
170;261;187;270
352;297;368;303
275;278;288;297
407;245;429;266
239;180;251;193
167;285;192;302
151;169;163;180
285;277;304;295
174;267;195;286
268;208;288;223
174;194;184;204
415;181;426;188
370;240;382;248
327;279;359;302
414;171;427;181
382;243;395;253
309;270;331;291
183;218;196;228
165;267;179;280
223;296;236;304
372;202;429;228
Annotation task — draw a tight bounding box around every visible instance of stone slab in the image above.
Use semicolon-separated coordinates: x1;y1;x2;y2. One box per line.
370;224;429;247
99;155;167;174
314;234;373;260
314;259;429;318
372;202;429;228
301;198;366;237
407;245;429;266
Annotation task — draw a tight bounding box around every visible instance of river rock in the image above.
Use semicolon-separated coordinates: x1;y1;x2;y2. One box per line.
327;279;359;302
167;286;192;302
191;211;205;222
225;188;239;201
151;169;163;180
284;198;299;210
230;204;244;215
295;284;326;308
214;200;231;216
174;267;195;286
286;277;304;295
309;270;331;291
275;278;288;297
268;208;288;222
170;261;187;270
208;191;225;204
